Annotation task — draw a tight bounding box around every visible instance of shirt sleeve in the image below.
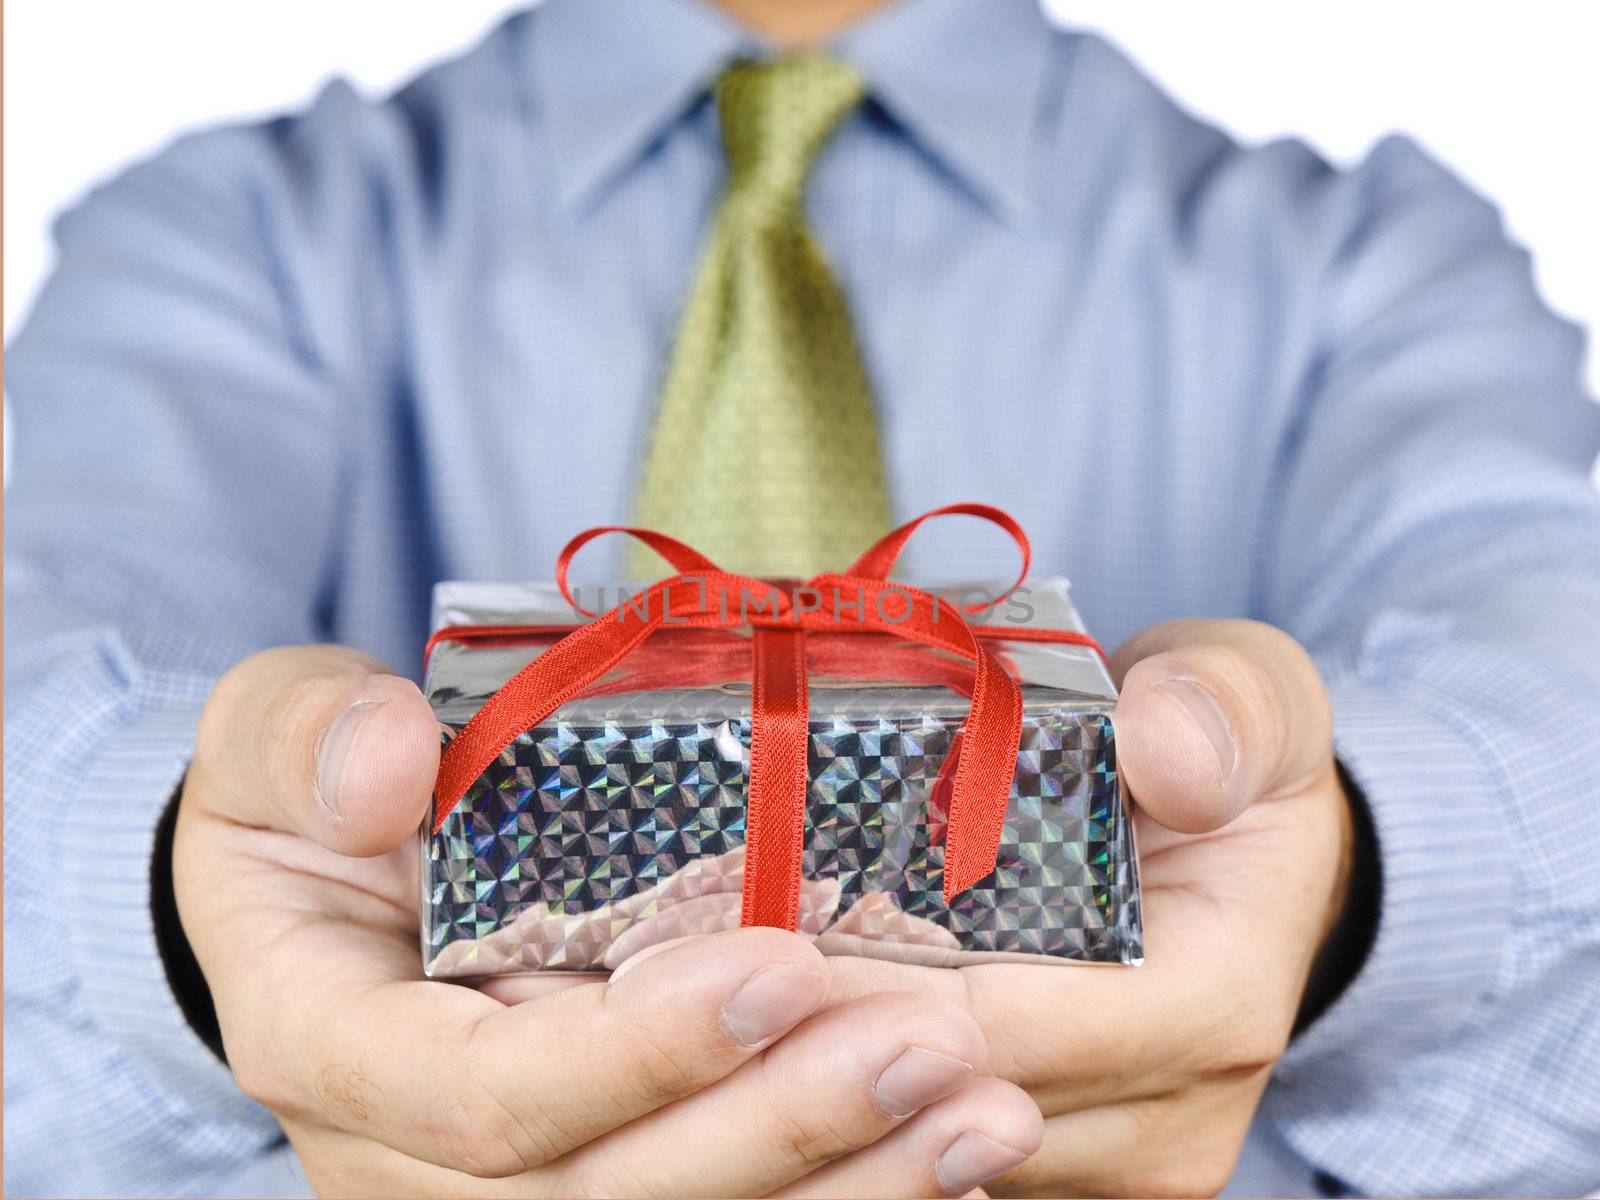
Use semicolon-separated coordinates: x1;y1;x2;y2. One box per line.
3;125;342;1197
1257;136;1600;1197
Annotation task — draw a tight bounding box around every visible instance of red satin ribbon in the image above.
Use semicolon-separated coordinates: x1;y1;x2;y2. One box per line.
428;504;1105;931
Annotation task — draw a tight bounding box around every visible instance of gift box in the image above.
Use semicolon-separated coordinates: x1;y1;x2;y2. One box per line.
421;507;1142;977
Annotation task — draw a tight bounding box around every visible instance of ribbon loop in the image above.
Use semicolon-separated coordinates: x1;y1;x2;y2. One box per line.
843;502;1032;613
556;525;724;615
431;505;1099;929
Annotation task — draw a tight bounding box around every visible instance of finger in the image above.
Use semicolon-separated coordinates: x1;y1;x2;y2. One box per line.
283;1122;473;1200
233;927;830;1179
188;644;440;855
819;945;1293;1116
774;1075;1043;1199
993;1087;1263;1200
289;1081;1036;1200
1110;618;1331;833
555;990;993;1198
285;1123;565;1200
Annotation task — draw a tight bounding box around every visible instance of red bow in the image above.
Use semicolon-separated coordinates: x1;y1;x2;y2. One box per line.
428;503;1105;931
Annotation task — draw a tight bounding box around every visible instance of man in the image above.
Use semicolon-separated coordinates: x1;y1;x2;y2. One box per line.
5;0;1599;1195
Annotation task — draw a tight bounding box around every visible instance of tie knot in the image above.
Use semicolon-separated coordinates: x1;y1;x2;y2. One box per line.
716;56;864;205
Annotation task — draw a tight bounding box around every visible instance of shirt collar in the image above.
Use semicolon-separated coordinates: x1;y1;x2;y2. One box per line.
531;0;1057;218
532;0;753;214
835;0;1057;217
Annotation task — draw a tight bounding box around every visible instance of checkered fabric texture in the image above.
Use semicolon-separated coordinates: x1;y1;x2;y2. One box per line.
424;706;1140;976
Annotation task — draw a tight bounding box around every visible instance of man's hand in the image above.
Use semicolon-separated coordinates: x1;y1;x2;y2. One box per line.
173;646;1043;1198
827;619;1352;1198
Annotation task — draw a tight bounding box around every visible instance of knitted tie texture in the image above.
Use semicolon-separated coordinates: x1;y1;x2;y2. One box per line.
630;56;893;579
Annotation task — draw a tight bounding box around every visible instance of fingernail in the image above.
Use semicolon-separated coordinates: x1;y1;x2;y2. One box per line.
873;1047;974;1117
1157;679;1237;784
314;697;388;818
720;964;827;1049
935;1131;1030;1195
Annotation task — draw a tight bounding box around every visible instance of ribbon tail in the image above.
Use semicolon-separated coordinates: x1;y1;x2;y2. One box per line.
741;627;811;930
432;603;665;832
941;652;1024;903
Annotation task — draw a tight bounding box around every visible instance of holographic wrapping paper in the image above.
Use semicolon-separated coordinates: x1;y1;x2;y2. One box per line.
421;580;1142;976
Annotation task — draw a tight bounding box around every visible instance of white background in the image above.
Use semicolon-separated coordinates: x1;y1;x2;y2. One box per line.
5;1;1599;387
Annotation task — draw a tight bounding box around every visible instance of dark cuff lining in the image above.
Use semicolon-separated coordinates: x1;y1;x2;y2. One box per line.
1293;759;1382;1039
150;779;226;1062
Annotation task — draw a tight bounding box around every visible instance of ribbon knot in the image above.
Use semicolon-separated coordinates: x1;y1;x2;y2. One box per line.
429;504;1105;931
719;56;865;210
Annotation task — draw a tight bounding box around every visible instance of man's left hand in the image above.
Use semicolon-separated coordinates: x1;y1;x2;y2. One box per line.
823;618;1352;1198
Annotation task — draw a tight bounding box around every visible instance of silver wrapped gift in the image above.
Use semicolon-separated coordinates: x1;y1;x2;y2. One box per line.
421;578;1141;976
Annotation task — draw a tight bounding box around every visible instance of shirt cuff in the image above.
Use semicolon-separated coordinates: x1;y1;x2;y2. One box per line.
61;700;272;1131
1268;677;1515;1097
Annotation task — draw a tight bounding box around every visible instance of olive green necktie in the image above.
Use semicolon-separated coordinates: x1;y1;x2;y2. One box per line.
630;57;893;579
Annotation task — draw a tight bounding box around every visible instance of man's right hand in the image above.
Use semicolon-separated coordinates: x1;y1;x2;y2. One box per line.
173;646;1042;1198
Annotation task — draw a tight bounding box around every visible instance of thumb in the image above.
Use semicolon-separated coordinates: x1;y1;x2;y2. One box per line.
1109;618;1332;834
189;645;440;856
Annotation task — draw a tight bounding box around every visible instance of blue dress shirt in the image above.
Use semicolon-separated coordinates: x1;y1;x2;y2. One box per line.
6;0;1600;1195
